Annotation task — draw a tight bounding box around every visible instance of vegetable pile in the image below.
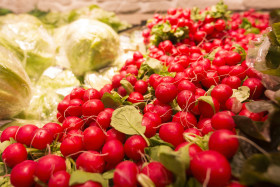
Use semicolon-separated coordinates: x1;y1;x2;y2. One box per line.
1;1;280;187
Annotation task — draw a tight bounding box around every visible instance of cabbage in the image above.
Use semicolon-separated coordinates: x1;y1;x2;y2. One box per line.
17;67;80;122
60;19;120;77
0;45;31;119
0;14;55;80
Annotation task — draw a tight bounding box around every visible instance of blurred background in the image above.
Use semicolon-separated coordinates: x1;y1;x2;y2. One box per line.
0;0;279;24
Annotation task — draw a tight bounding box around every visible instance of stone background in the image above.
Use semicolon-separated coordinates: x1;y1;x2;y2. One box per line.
0;0;279;24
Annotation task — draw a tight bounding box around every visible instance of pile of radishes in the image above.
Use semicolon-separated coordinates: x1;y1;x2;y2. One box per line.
0;3;273;187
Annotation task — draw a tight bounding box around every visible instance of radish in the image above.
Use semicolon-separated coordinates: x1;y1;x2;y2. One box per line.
112;74;124;88
113;161;139;187
142;116;158;138
82;99;104;122
201;71;220;89
184;128;202;137
128;92;144;103
208;129;239;159
0;126;19;142
177;90;195;111
105;128;126;143
67;99;83;117
15;124;38;146
124;135;147;161
34;154;66;182
177;80;196;93
190;150;231;187
222;76;242;89
83;126;105;151
150;103;173;123
197;118;214;136
95;111;112;130
159;122;185;147
101;139;124;165
57;99;70;117
76;151;105;173
31;128;53;150
99;84;113;97
62;116;84;132
225;97;242;114
48;170;70;187
198;96;220;118
10;160;36;187
2;143;27;168
155;83;177;104
70;87;85;100
126;74;137;85
118;86;127;97
71;181;102;187
134;80;148;94
143;112;162;126
242;78;264;99
83;88;101;101
211;111;235;130
172;111;197;129
211;84;233;103
141;162;174;187
175;142;203;158
60;135;83;158
43;122;63;140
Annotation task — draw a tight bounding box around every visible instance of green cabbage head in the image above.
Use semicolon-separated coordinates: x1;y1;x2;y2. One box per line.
61;19;120;77
0;45;31;119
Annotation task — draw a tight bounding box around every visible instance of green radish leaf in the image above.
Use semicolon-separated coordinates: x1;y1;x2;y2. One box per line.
101;92;122;109
0;176;11;187
69;170;107;187
232;86;250;103
233;44;247;61
233;116;270;142
145;146;161;162
240;153;280;186
204;47;221;61
111;106;149;145
158;145;191;187
102;169;115;180
0;140;12;154
206;85;215;96
137;173;156;187
120;80;133;95
65;157;76;173
231;151;247;178
246;100;275;113
186;177;203;187
149;134;174;148
197;96;216;113
138;58;163;79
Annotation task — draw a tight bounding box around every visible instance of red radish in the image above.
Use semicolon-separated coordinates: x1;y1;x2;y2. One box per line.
177;90;195;111
134;80;148;94
211;84;233;103
177;80;196;93
113;161;139;187
227;181;247;187
149;74;161;88
124;135;147;161
62;116;84;132
144;112;162;126
159;122;185;147
126;75;137;85
10;160;36;187
31;128;53;150
239;109;263;121
60;129;82;142
195;88;206;96
83;126;105;151
155;83;177;104
60;136;83;158
184;128;202;137
95;111;112;130
142;116;157;138
225;97;242;114
83;88;101;101
104;108;114;116
172;111;197;129
34;154;66;182
175;142;203;158
198;96;220;118
57;99;70;117
151;103;173;123
57;112;65;123
212;56;226;66
48;171;70;187
211;112;235;130
0;126;19;142
190;150;231;187
242;78;264;99
225;51;241;66
15;124;38;146
70;87;85;100
82;99;104;122
102;139;124;165
209;129;239;159
2;143;27;168
112;74;124;88
141;162;174;187
99;84;113;97
229;65;247;80
72;181;102;187
128;92;144;103
197;118;214;135
67;99;83;117
43;122;63;140
222;76;241;89
76;151;105;173
215;19;226;31
201;71;220;88
105;128;126;143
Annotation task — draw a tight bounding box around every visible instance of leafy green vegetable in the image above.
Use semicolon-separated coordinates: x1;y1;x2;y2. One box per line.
0;14;55;81
120;79;134;95
101;92;123;109
0;44;31;120
240;153;280;186
149;21;189;46
137;174;156;187
69;170;107;187
232;86;250;103
59;19;119;77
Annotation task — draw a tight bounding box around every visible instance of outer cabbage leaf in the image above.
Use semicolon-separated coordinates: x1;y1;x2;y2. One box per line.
61;19;119;77
0;14;55;80
0;45;31;119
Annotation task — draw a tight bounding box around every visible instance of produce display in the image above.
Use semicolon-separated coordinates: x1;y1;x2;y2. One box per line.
1;1;280;187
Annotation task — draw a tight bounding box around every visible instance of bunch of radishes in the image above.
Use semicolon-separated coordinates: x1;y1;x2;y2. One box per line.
0;3;272;187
